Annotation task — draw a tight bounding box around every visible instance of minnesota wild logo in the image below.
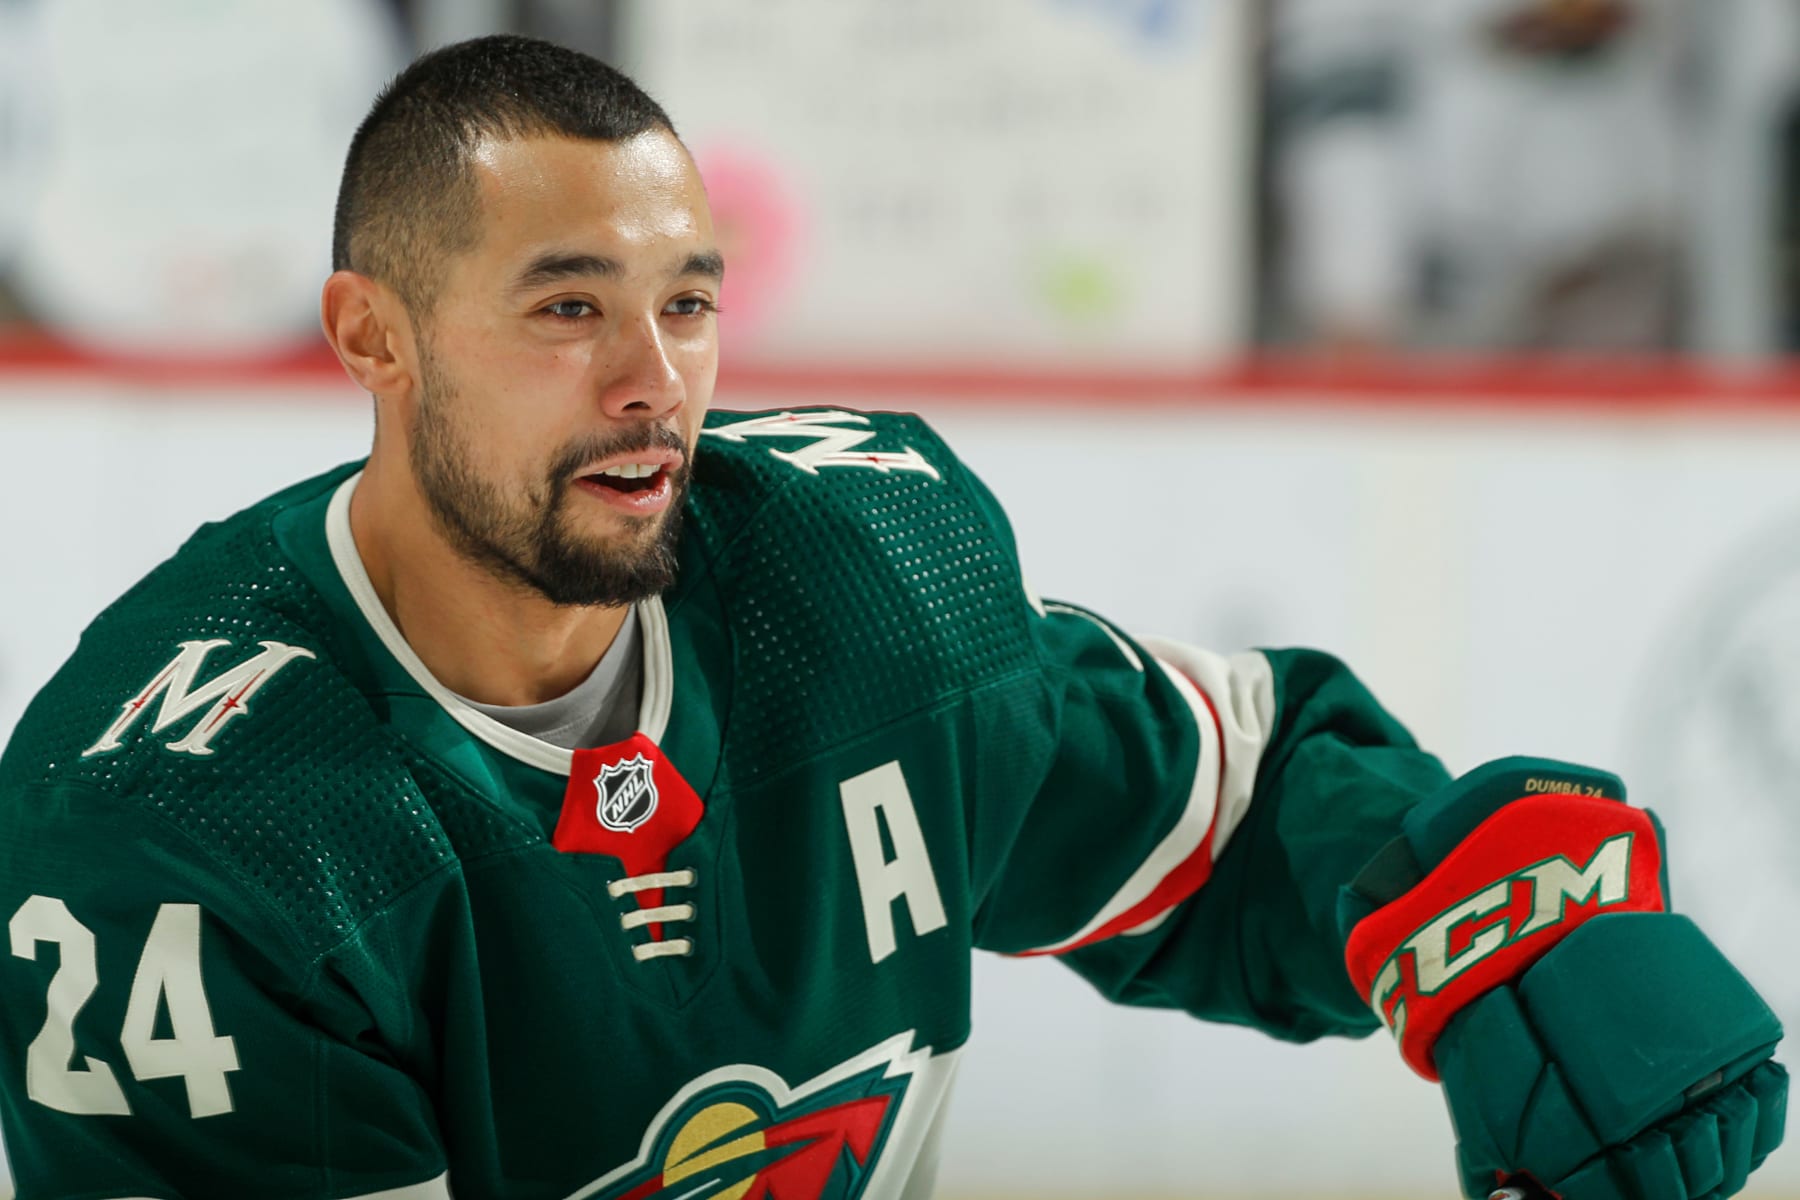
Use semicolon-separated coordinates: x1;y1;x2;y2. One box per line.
571;1034;928;1200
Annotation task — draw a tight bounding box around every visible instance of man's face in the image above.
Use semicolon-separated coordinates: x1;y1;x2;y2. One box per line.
405;130;721;607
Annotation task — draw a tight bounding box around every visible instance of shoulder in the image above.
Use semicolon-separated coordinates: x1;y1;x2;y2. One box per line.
5;464;356;775
692;406;1015;550
691;406;1020;592
0;464;455;959
693;408;957;513
687;406;1044;718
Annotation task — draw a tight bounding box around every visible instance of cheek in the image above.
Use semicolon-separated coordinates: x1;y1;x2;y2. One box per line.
457;348;588;450
679;376;713;448
675;338;719;411
427;385;542;488
461;309;596;387
419;405;507;495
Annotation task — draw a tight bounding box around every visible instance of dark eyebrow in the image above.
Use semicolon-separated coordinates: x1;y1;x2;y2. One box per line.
679;250;726;281
510;252;622;292
510;249;725;292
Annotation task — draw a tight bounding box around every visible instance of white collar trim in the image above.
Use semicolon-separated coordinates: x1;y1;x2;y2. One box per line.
323;471;674;776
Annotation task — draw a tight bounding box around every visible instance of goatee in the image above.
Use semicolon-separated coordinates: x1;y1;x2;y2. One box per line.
410;354;689;607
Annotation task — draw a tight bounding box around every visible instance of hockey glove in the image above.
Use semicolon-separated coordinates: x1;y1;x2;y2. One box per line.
1338;757;1786;1200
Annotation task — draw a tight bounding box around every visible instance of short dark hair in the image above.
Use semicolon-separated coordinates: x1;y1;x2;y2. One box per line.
332;34;676;315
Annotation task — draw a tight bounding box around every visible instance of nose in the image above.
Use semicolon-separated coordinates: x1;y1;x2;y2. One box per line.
597;315;685;421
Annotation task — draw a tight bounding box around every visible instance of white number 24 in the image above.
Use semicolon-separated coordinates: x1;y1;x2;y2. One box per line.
8;896;239;1118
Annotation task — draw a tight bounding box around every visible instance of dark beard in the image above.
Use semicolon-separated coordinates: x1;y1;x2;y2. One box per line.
409;353;689;608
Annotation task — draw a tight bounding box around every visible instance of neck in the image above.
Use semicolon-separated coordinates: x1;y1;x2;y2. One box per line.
349;456;630;707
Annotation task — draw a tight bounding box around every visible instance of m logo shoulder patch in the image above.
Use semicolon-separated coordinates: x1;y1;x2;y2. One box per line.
83;639;316;759
702;411;941;480
597;753;659;833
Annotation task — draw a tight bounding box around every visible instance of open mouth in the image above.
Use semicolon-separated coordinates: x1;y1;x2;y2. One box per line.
571;458;680;516
580;463;668;495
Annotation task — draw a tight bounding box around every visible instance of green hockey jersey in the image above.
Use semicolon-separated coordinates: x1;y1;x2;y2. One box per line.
0;408;1450;1199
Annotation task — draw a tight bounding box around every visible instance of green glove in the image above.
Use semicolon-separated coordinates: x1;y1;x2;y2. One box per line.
1439;913;1785;1200
1340;757;1787;1200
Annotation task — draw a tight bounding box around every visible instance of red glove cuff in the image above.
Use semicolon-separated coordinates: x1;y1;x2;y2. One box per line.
1344;793;1666;1081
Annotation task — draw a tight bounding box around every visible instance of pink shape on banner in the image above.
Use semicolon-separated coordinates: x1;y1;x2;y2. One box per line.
694;144;805;344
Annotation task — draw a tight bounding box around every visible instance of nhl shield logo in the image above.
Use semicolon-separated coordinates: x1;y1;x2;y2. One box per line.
594;753;659;833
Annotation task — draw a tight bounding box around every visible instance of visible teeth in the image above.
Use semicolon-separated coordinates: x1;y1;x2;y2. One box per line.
597;463;659;479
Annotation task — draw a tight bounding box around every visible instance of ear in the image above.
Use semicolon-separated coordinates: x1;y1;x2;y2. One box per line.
320;270;415;399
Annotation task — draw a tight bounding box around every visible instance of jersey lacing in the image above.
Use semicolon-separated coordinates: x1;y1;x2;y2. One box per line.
606;869;697;960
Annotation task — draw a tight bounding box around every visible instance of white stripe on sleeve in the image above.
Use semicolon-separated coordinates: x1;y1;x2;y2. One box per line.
346;1173;453;1200
1142;640;1275;861
1022;643;1275;955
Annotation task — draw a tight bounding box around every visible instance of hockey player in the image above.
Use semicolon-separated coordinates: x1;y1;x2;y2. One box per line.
0;35;1784;1200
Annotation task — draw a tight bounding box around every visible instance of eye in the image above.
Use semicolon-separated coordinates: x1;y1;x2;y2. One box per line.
542;299;597;321
666;295;720;318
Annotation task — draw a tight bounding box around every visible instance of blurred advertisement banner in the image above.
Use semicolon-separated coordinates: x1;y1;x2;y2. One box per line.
617;0;1254;369
1;0;404;356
